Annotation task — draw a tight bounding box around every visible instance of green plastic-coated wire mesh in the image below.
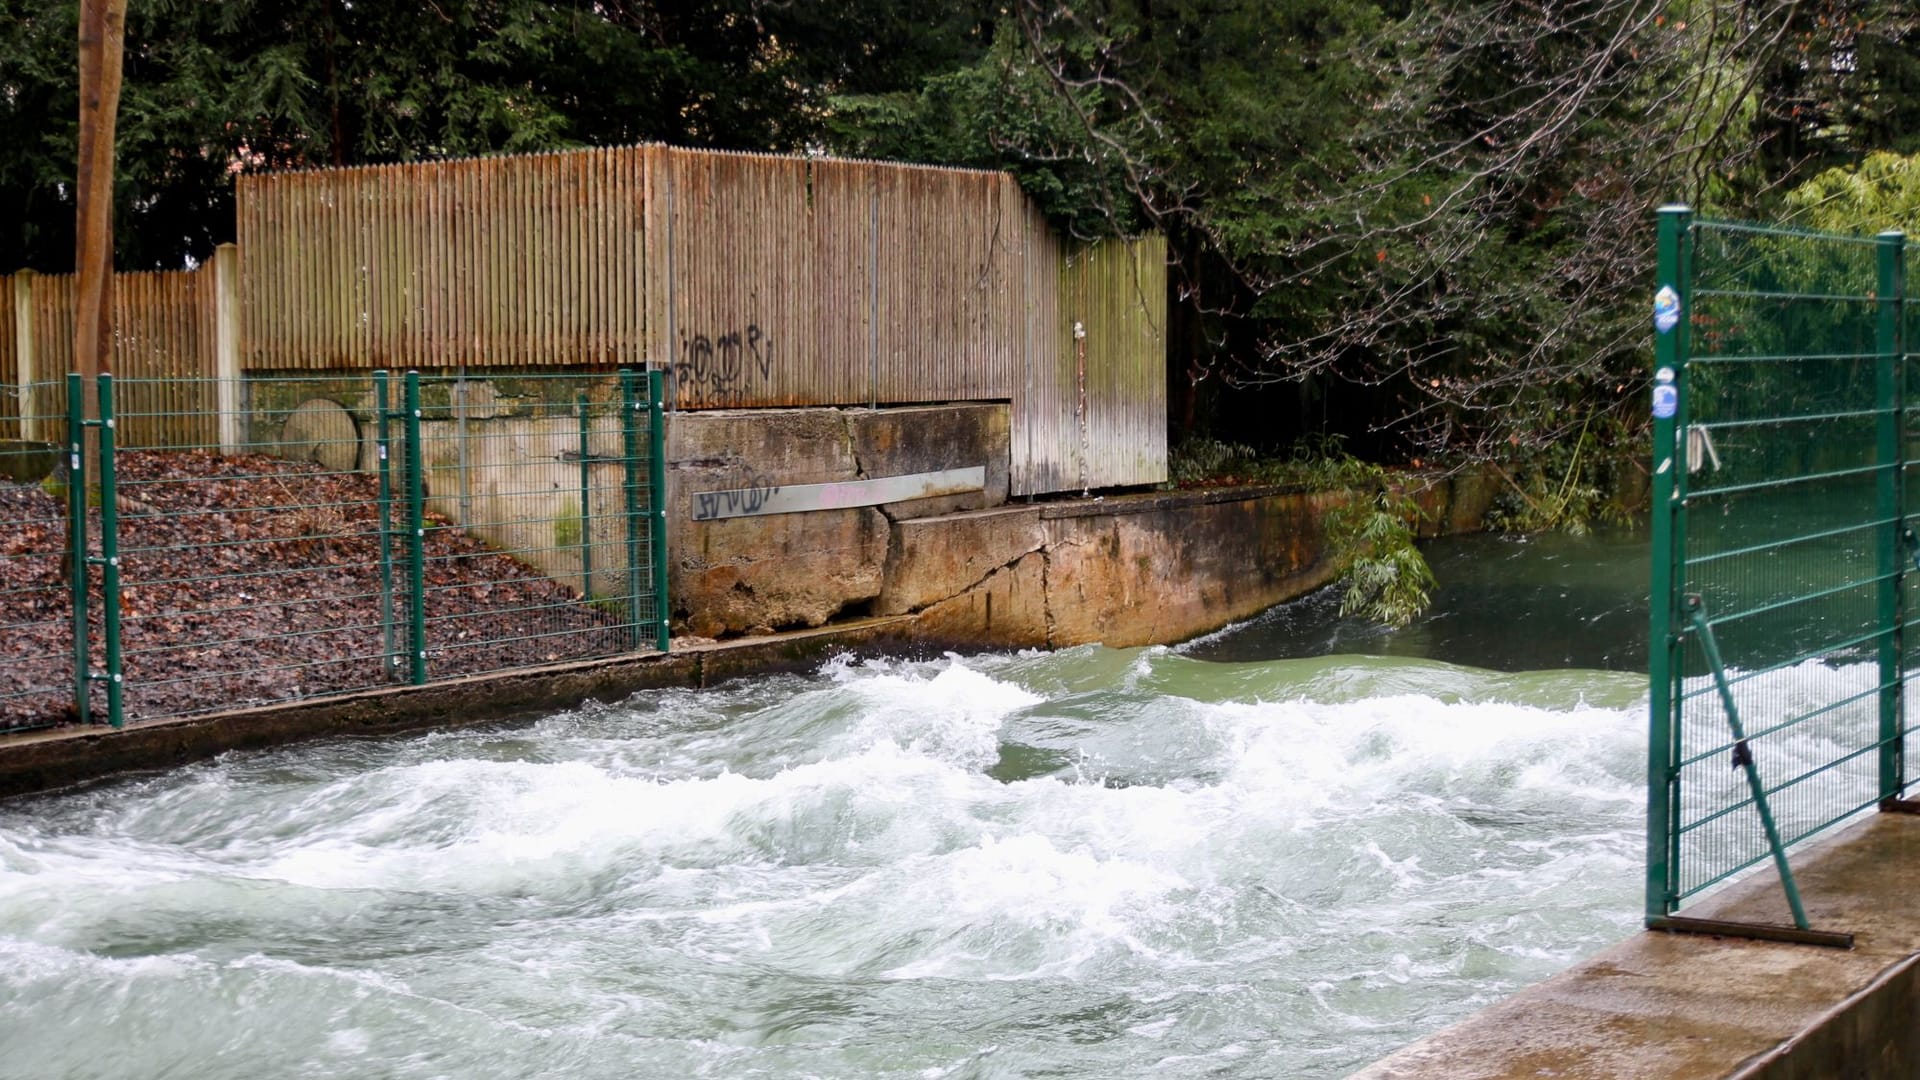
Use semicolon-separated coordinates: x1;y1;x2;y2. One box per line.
0;369;667;730
1649;212;1915;919
0;381;76;732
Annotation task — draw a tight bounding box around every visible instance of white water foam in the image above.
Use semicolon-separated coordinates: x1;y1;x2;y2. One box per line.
0;650;1672;1079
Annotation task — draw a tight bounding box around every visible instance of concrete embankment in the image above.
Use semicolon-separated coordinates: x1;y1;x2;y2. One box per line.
1353;811;1920;1080
661;402;1495;644
0;619;915;799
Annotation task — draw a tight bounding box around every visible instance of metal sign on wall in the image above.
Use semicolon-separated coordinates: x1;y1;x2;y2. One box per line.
690;466;986;522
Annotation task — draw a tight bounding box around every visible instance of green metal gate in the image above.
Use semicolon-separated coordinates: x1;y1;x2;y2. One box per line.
1647;205;1918;945
4;367;669;733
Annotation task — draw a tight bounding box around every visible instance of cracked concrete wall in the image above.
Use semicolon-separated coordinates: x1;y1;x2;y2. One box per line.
669;403;1009;638
663;402;1490;646
1038;489;1351;648
846;406;1010;518
888;478;1493;651
878;506;1045;616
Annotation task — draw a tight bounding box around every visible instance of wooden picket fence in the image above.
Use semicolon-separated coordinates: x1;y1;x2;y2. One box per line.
0;268;218;448
4;144;1166;493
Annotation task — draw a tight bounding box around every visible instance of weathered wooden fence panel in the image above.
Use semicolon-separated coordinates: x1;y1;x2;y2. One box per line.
111;269;219;449
5;144;1169;492
237;148;649;371
0;273;18;440
27;273;75;439
2;268;215;448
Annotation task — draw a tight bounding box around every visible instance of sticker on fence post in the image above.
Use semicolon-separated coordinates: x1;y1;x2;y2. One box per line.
1652;365;1677;420
1653;285;1681;334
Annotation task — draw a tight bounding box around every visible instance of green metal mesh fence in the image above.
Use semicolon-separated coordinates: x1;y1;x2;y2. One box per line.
0;368;667;731
0;381;74;731
1649;209;1913;932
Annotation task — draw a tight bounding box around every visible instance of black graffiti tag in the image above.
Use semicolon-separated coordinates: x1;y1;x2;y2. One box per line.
691;477;783;521
675;322;774;407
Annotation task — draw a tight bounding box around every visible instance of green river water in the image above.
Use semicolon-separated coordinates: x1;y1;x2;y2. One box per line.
0;531;1691;1079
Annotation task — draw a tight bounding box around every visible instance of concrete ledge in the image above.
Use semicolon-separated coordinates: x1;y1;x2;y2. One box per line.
1352;812;1920;1080
0;617;918;800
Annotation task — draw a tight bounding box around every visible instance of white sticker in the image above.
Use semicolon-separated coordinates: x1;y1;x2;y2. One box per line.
1653;285;1681;334
1652;383;1678;419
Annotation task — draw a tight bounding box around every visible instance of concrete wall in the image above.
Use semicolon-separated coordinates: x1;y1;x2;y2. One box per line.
886;474;1496;651
667;403;1011;637
1352;812;1920;1080
251;378;1495;648
666;403;1495;646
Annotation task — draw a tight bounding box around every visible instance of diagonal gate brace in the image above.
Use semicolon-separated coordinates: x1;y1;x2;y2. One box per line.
1671;595;1854;949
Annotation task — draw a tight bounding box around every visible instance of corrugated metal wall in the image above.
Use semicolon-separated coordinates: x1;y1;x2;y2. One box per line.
654;148;818;406
1010;229;1167;495
868;165;1025;406
651;152;1028;411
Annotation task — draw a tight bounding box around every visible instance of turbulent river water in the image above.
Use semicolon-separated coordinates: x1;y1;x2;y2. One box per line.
1;532;1660;1079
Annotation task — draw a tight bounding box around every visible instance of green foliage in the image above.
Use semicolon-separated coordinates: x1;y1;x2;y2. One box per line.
1485;417;1638;536
819;0;1920;469
827;23;1144;239
0;0;995;270
1328;491;1435;629
1167;436;1435;626
553;499;582;549
1166;437;1255;485
1785;151;1920;235
1168;434;1384;491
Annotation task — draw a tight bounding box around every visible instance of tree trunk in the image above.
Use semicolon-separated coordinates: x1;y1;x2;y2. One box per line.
75;0;127;389
68;0;127;582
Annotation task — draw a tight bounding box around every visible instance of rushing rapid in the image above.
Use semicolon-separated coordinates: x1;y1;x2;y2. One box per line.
0;641;1650;1079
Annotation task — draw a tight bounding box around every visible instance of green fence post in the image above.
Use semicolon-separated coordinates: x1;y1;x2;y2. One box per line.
577;392;594;600
374;370;398;681
1647;204;1691;925
403;371;428;685
66;372;89;726
648;368;670;652
96;373;123;729
1878;230;1907;802
620;369;645;650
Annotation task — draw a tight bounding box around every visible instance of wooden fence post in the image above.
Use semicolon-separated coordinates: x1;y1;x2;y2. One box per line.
12;271;34;440
212;243;241;453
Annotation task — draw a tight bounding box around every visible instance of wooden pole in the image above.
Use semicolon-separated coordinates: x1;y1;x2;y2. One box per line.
213;244;241;453
13;271;35;441
75;0;128;395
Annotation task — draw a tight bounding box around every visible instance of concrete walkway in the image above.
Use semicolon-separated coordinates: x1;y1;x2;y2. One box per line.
1353;811;1920;1079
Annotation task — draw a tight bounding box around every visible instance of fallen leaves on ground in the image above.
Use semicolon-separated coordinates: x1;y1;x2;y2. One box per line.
1;450;630;730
